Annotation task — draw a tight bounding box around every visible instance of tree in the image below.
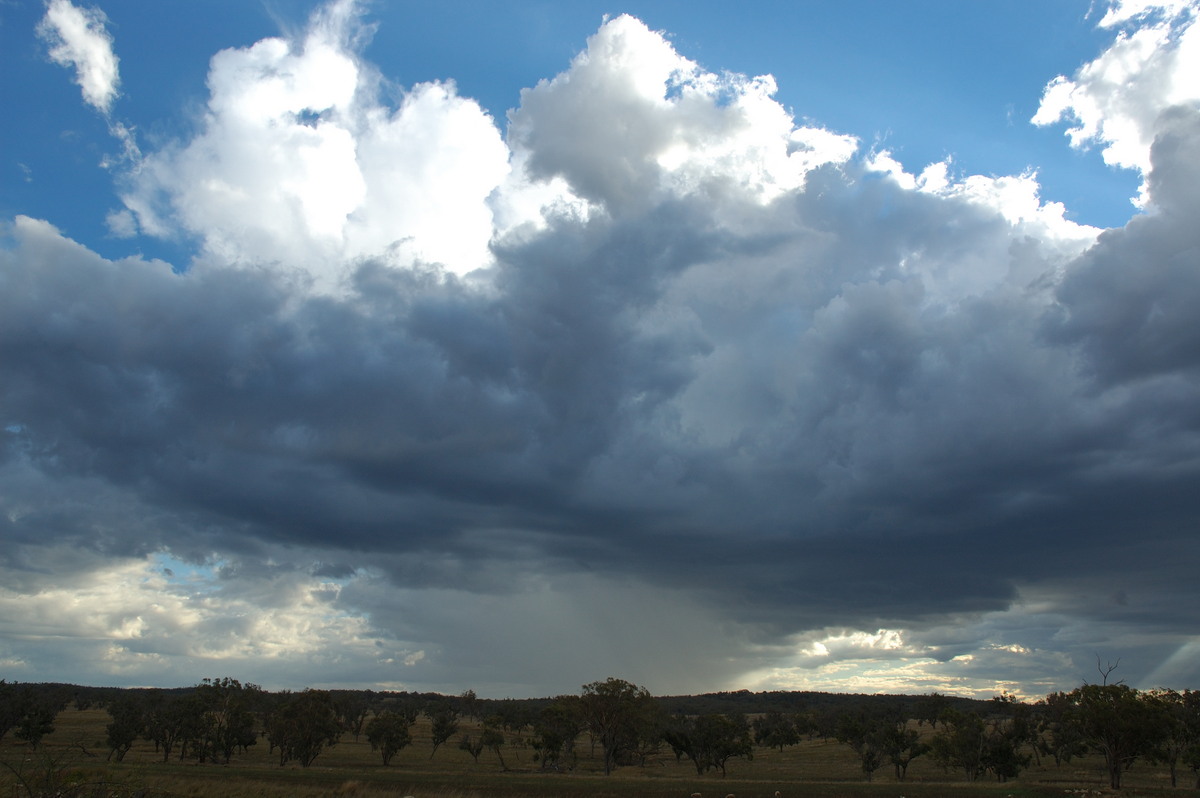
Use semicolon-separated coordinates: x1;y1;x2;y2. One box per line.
105;693;145;762
0;681;19;743
458;733;485;763
175;692;210;761
835;711;887;781
266;690;342;767
664;713;753;776
1065;682;1164;789
929;709;986;781
1180;690;1200;790
491;698;535;732
426;703;460;759
143;693;188;763
480;717;509;771
1034;691;1088;766
578;677;661;775
332;691;372;742
193;677;260;764
14;704;57;749
981;724;1031;783
983;694;1036;782
1140;688;1200;789
531;696;583;771
458;689;480;721
812;707;840;742
793;710;818;741
930;703;1031;784
377;695;421;726
365;711;413;766
752;710;799;752
11;686;65;750
915;692;951;729
876;721;929;781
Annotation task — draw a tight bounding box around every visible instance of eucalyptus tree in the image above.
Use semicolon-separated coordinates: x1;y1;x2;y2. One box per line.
1034;691;1088;766
752;710;800;752
266;689;342;767
579;677;662;775
105;693;145;762
426;702;460;759
192;677;260;763
480;716;509;771
834;711;888;781
1064;682;1164;789
664;713;753;776
1143;688;1200;788
929;706;1031;783
143;693;188;762
8;685;67;749
365;711;413;765
531;696;583;771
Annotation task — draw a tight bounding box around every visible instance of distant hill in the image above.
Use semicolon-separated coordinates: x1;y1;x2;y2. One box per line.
5;680;996;719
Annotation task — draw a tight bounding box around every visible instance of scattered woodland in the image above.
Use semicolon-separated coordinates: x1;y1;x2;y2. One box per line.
3;673;1200;797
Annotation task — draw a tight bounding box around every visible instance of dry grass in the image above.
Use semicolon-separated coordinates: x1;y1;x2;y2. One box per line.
2;706;1197;797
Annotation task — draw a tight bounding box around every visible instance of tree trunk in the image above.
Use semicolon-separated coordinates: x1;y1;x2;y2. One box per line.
1106;759;1121;790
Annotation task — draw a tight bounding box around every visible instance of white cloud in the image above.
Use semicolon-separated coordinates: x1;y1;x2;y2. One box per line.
0;547;405;688
119;10;865;291
738;616;1088;699
1033;0;1200;204
869;155;1099;250
507;15;857;218
105;207;136;238
123;0;509;290
37;0;121;114
1098;0;1196;26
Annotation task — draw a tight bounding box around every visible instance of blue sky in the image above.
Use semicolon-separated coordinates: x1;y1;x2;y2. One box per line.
2;0;1200;699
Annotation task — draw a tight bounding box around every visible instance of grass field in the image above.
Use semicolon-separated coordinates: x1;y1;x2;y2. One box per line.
3;706;1197;797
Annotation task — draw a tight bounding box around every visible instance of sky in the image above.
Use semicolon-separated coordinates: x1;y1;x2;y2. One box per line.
1;0;1199;700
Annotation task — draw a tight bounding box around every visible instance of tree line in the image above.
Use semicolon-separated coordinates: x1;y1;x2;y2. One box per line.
3;675;1200;788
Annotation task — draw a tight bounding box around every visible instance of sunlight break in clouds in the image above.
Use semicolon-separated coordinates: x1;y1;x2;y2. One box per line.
36;0;120;114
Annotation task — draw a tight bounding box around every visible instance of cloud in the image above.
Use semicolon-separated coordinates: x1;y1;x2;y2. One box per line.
0;547;400;688
6;2;1200;697
1047;105;1200;383
506;15;857;216
1033;0;1200;202
1098;0;1197;26
37;0;121;114
121;0;508;288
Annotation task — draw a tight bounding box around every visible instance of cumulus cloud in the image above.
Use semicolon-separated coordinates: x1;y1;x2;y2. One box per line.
0;547;409;688
121;0;508;288
6;1;1200;697
37;0;121;114
506;15;857;216
1033;0;1200;203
